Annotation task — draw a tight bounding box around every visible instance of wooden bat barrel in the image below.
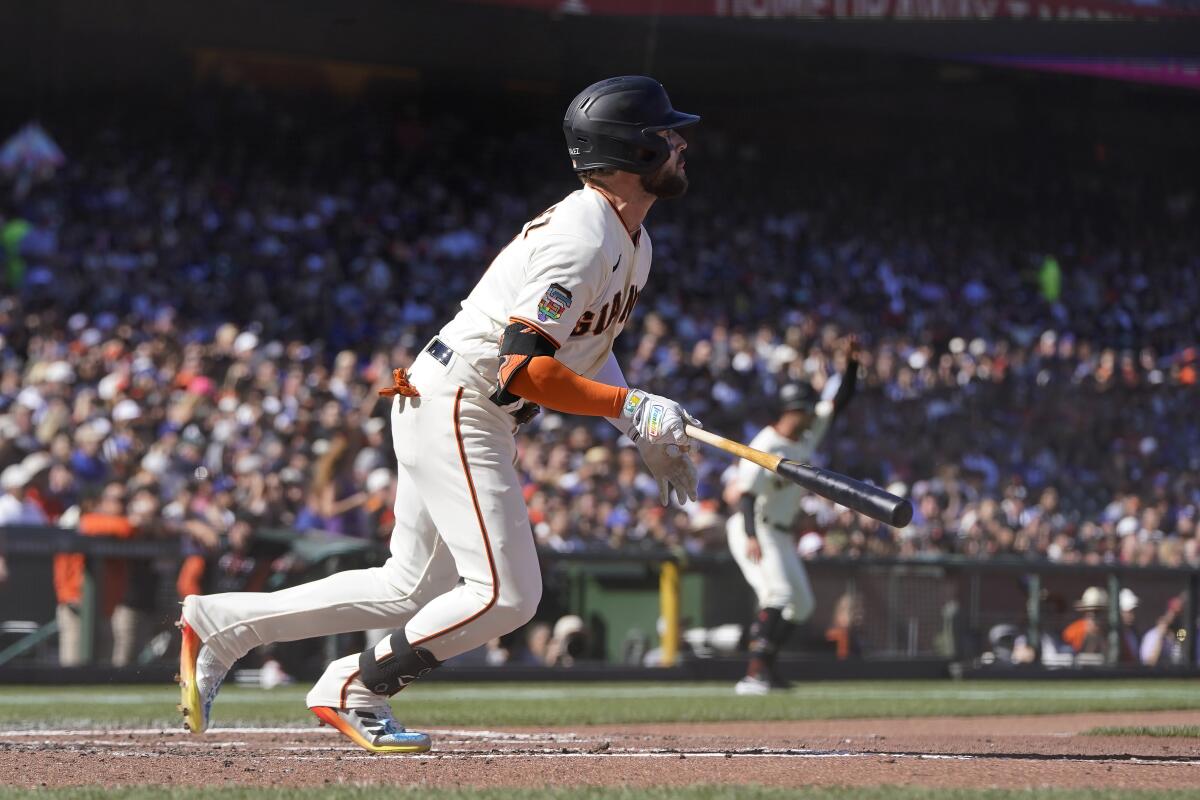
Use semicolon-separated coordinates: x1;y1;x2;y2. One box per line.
776;461;913;528
684;424;912;528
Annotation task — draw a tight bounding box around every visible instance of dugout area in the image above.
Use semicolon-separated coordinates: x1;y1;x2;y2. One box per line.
5;529;1200;682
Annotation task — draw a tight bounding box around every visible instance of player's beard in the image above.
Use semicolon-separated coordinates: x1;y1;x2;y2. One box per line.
640;158;688;199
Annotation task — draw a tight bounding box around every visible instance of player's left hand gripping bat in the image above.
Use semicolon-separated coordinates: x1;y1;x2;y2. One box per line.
684;425;913;528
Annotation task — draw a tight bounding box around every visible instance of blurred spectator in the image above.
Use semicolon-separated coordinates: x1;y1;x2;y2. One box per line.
363;467;397;540
52;483;138;666
523;622;553;665
0;464;47;526
1140;593;1189;667
987;624;1021;664
1061;586;1108;655
1011;629;1073;665
825;591;865;659
543;614;589;667
1117;588;1142;664
210;521;270;594
310;432;370;539
798;531;824;560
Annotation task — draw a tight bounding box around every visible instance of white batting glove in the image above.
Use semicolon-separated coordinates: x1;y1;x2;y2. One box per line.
621;389;699;447
636;440;698;507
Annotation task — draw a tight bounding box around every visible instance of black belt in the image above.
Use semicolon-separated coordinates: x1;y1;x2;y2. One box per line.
424;337;540;425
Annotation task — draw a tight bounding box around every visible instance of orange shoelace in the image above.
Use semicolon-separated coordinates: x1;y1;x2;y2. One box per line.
378;368;420;398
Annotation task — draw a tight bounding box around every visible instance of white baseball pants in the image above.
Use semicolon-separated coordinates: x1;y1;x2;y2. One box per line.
726;512;814;623
184;346;542;686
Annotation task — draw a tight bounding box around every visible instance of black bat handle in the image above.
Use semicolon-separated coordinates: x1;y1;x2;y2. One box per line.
776;461;913;529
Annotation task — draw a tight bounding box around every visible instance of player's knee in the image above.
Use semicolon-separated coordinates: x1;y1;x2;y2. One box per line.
494;579;542;632
763;586;793;611
490;601;537;635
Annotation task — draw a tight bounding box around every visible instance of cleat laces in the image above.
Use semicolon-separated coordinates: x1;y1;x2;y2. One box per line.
358;711;403;740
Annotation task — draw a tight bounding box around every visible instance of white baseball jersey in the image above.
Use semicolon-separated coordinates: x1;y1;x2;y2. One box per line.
439;185;651;383
736;412;833;530
185;184;657;706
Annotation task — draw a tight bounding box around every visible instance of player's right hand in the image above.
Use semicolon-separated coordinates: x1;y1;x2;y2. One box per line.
745;537;763;564
621;389;699;446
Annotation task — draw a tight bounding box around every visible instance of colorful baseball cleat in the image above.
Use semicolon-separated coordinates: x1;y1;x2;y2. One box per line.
311;706;432;754
176;618;229;734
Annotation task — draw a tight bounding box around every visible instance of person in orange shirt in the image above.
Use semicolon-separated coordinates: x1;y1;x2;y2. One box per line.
55;482;137;666
1062;586;1108;655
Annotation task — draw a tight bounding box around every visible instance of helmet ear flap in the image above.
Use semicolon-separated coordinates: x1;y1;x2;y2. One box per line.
589;135;667;174
637;131;673;169
635;146;661;168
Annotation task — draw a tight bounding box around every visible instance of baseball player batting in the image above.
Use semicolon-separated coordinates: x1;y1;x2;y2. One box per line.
177;76;702;753
726;340;859;695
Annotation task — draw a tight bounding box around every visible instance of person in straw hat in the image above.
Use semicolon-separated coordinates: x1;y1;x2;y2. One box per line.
1062;586;1108;655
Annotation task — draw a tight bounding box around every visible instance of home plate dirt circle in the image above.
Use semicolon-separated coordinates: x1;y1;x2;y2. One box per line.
3;711;1200;791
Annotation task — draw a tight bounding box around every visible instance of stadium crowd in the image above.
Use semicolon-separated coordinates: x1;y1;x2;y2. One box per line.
0;89;1197;609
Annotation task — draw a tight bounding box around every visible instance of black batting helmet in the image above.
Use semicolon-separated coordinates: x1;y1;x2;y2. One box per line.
563;76;700;175
778;382;819;414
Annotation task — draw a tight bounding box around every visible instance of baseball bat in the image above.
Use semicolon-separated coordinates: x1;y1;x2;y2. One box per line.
684;424;913;529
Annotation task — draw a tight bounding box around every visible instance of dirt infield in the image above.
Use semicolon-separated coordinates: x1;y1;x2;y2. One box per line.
3;710;1200;791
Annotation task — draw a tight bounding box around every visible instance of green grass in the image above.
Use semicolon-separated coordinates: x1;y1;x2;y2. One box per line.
2;680;1200;729
1;789;1199;800
1083;725;1200;738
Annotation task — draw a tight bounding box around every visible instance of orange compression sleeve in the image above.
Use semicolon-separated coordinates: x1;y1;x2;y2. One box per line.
507;356;629;418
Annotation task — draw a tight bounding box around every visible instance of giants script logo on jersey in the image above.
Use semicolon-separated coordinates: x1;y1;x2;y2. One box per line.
571;285;640;337
537;283;573;322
